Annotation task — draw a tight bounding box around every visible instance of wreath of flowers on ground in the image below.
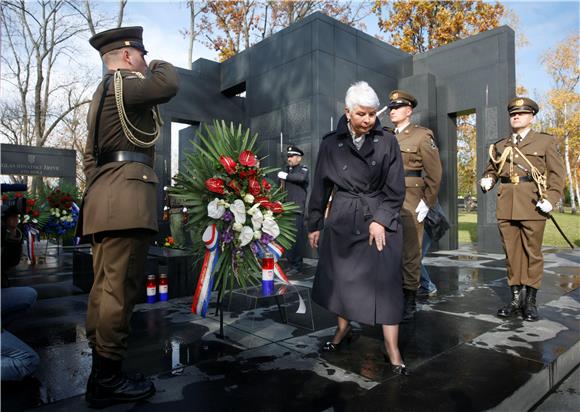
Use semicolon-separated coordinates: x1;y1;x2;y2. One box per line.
42;187;79;236
170;121;298;300
1;191;49;228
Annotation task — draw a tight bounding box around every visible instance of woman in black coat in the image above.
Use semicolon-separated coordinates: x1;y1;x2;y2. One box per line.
308;81;408;374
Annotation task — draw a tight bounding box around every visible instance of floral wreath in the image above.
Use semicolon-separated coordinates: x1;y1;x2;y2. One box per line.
170;121;298;316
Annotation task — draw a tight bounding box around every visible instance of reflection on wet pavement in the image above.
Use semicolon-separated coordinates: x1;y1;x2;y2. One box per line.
1;245;578;411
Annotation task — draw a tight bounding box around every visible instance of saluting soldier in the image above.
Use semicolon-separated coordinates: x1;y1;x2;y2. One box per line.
480;97;565;321
77;26;179;407
278;145;309;272
388;90;442;321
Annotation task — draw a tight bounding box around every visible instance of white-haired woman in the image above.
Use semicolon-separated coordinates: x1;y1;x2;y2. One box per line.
307;81;409;374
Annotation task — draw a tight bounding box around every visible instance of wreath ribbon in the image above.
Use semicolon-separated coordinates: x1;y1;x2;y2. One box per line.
191;224;220;317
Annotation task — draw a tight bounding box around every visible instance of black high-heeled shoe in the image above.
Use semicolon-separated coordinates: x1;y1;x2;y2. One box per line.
321;326;353;352
382;354;410;376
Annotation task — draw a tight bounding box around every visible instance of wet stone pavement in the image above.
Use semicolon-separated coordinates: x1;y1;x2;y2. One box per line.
1;245;578;412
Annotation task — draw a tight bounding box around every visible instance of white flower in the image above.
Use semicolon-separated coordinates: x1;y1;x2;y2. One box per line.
207;198;225;219
251;208;264;230
262;217;280;239
239;226;254;247
247;203;260;216
264;210;274;219
218;199;230;208
253;230;262;240
243;193;255;204
233;222;243;232
230;199;246;225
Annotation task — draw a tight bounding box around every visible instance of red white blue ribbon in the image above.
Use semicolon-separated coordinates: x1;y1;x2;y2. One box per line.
24;225;39;263
192;224;219;317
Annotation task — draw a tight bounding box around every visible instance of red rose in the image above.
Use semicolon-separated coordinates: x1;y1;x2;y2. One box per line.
227;179;241;194
2;194;8;201
219;155;237;175
239;169;257;178
15;192;23;198
248;177;261;196
205;178;225;194
26;199;35;206
239;150;257;167
261;178;271;192
254;196;269;206
32;210;40;217
270;201;284;214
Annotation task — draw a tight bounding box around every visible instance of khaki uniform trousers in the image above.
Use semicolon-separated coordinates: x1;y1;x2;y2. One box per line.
401;207;424;290
86;230;151;360
498;219;546;289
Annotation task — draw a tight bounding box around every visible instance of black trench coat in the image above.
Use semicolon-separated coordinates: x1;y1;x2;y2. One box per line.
308;116;405;325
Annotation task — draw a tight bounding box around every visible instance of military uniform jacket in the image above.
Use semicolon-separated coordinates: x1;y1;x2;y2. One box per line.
396;124;442;211
77;60;180;236
307;115;405;325
483;130;565;221
284;163;309;212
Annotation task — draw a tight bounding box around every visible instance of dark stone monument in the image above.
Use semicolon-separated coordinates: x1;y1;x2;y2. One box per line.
1;144;76;186
153;12;514;253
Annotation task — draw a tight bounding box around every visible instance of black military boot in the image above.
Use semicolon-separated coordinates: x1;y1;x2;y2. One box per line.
523;286;539;322
497;285;523;318
402;289;417;322
85;351;155;408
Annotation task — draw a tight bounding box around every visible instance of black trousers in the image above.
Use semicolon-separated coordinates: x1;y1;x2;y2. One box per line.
286;213;305;268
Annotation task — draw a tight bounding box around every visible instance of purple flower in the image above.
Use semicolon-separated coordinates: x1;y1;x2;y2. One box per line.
223;210;234;222
222;229;234;244
260;233;274;245
250;241;260;256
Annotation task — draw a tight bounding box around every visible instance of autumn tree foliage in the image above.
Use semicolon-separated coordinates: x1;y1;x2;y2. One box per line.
540;34;580;212
372;0;505;54
198;0;371;61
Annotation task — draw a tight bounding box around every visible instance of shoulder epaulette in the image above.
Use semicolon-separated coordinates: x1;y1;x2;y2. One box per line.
382;126;395;134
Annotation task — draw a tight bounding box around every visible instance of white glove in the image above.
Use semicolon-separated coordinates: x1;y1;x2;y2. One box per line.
415;199;429;223
277;171;288;180
480;177;493;191
536;199;553;214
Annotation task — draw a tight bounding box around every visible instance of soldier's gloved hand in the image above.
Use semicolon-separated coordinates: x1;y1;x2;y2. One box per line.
415;199;429;223
480;177;493;192
536;199;553;214
277;171;288;180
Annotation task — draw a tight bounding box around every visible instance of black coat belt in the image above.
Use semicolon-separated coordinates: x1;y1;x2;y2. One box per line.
98;151;152;167
405;170;422;177
499;176;533;184
335;189;383;235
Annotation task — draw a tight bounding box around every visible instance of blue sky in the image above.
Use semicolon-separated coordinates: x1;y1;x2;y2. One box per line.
112;0;578;100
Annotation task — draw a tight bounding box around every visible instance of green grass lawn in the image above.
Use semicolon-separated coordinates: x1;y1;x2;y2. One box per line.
458;211;580;247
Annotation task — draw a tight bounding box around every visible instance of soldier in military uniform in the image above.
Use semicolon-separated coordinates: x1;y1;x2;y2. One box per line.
77;26;179;407
278;145;309;272
388;90;442;321
480;97;565;321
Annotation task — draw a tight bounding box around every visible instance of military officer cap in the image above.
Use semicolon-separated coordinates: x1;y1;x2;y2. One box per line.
388;90;417;109
287;145;304;157
89;26;148;56
508;97;539;115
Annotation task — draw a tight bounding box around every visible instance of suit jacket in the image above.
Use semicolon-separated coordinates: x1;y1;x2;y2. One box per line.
77;60;179;236
483;130;565;220
396;124;442;211
284;163;309;212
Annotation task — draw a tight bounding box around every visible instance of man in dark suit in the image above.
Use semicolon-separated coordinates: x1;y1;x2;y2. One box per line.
481;97;565;321
77;26;179;407
278;145;309;272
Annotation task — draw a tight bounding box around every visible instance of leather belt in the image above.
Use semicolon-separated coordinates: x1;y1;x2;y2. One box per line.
500;175;533;184
405;170;422;177
98;151;152;167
